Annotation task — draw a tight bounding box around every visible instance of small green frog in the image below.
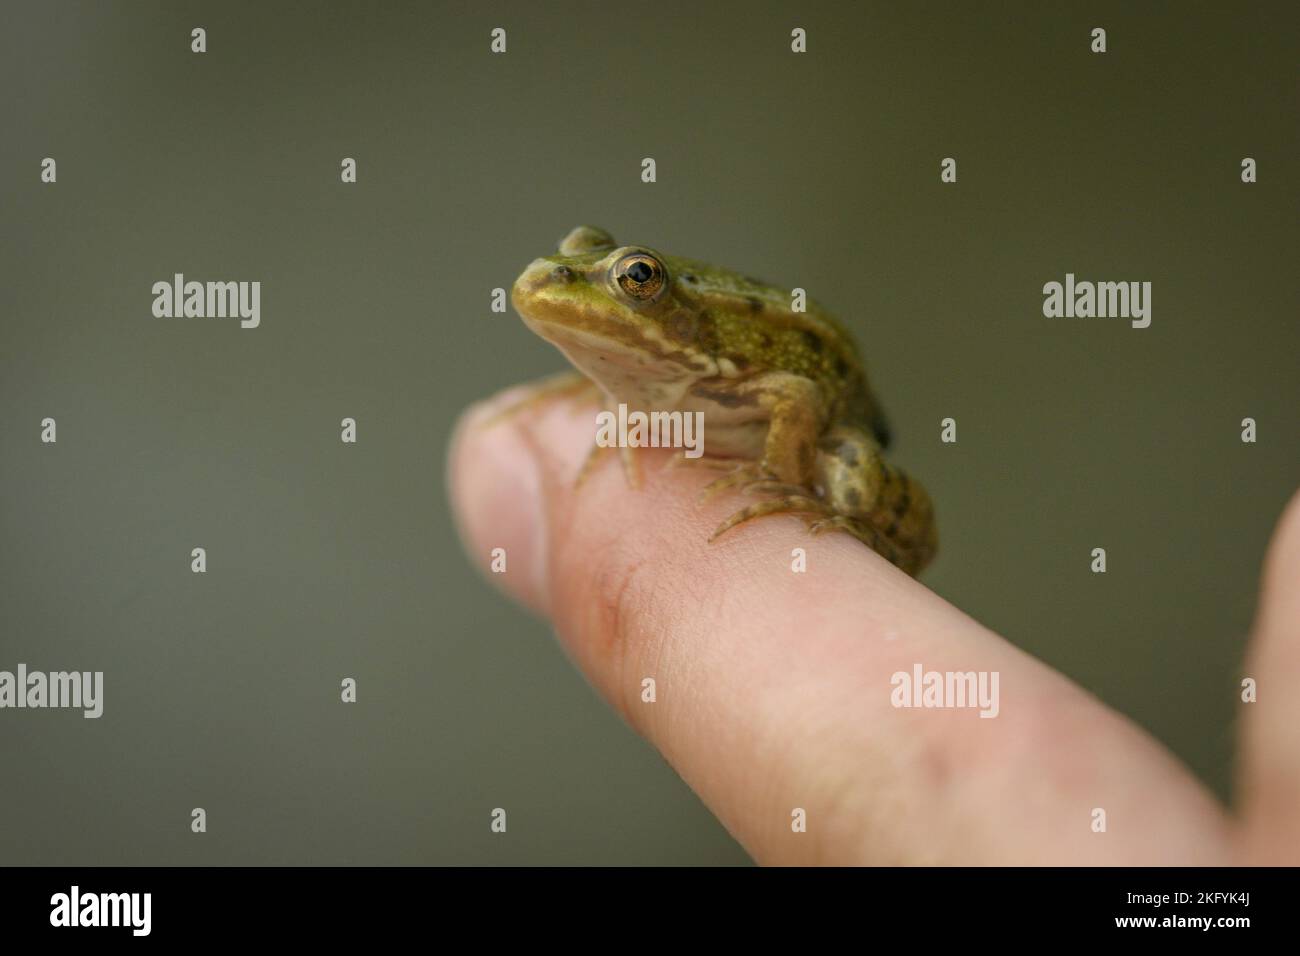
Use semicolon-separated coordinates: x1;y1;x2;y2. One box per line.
506;226;937;576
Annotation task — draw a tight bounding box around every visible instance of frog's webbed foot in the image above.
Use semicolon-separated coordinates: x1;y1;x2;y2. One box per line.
696;463;795;504
709;494;835;542
701;460;823;535
807;515;913;572
483;371;600;427
673;456;808;502
808;513;888;549
709;495;914;572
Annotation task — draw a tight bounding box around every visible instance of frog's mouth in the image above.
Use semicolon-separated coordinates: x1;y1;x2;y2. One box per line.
517;302;701;394
512;257;711;386
513;259;651;357
525;311;669;374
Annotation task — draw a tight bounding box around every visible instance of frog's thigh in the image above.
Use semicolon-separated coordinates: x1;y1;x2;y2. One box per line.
815;425;887;516
743;372;825;486
816;425;939;574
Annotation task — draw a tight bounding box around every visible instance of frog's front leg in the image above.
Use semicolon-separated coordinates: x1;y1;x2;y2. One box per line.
694;371;823;499
753;371;824;485
703;372;833;528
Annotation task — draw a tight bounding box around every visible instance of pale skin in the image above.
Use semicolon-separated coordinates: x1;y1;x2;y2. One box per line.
449;386;1300;865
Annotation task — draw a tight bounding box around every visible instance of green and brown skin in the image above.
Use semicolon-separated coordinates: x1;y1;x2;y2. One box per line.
507;225;938;576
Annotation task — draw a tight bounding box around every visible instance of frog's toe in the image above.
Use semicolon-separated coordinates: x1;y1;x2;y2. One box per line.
709;495;834;541
807;514;863;536
807;515;911;569
804;514;845;541
664;453;741;473
742;479;809;498
698;462;775;502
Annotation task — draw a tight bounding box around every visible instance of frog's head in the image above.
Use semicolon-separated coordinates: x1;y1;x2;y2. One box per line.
511;226;717;394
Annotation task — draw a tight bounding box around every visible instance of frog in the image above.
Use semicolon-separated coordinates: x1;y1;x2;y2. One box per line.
503;225;938;576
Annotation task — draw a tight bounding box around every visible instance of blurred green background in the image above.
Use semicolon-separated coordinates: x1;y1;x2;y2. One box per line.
1;1;1296;865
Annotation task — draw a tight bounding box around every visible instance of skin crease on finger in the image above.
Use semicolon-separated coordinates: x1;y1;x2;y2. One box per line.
449;389;1262;866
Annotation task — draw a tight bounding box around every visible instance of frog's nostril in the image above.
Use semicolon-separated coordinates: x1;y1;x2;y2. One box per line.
551;265;575;283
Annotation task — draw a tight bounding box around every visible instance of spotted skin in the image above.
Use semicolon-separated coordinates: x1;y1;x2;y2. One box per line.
508;226;938;576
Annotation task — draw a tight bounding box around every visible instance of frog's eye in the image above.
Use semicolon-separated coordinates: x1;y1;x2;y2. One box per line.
612;253;666;301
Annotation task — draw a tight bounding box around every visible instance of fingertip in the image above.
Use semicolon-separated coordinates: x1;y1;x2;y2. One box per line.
1260;486;1300;607
447;389;558;615
1238;485;1300;862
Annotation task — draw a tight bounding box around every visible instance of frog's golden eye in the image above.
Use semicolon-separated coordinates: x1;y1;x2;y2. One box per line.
612;253;666;301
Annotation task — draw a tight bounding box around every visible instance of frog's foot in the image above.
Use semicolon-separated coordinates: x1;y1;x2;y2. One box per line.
807;514;861;536
698;461;781;502
664;452;744;473
709;495;835;542
483;371;600;426
741;479;810;498
807;515;909;570
575;442;641;490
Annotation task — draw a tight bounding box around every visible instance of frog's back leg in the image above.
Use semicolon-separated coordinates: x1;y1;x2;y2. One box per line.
815;424;938;575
